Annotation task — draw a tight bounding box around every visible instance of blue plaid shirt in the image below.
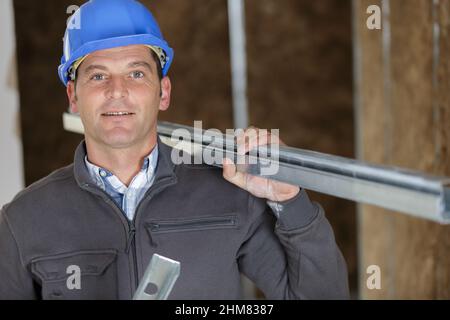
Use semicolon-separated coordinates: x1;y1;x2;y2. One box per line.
84;144;159;221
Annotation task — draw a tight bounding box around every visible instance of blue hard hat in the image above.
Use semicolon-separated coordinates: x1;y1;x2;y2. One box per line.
58;0;174;86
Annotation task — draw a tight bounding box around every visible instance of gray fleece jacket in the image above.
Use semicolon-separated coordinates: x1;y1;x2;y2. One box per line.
0;137;349;299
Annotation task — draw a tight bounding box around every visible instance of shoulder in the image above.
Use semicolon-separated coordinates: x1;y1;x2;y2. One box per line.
2;164;76;216
174;160;233;192
165;143;227;181
173;158;269;216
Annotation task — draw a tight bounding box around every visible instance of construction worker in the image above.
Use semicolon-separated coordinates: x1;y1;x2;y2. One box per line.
0;0;349;299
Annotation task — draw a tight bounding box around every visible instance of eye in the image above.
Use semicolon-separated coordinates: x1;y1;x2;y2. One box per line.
130;71;145;79
90;74;106;81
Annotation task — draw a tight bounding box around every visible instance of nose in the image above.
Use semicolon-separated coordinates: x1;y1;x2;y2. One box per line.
105;76;128;99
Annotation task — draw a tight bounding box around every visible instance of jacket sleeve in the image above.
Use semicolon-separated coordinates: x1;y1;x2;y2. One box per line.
0;207;37;299
237;189;350;299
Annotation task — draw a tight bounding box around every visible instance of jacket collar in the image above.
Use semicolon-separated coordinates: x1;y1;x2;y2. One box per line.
73;135;177;188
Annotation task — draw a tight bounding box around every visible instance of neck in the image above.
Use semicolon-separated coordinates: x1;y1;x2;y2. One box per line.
85;136;157;186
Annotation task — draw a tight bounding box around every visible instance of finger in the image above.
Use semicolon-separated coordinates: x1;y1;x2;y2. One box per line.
237;128;285;155
238;127;259;155
222;157;236;178
235;130;247;155
248;130;269;150
247;130;276;154
222;157;248;190
253;131;285;149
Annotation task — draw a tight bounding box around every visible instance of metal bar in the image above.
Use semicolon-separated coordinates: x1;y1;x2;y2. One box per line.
157;121;450;224
63;112;83;134
133;254;180;300
228;0;249;129
61;114;450;224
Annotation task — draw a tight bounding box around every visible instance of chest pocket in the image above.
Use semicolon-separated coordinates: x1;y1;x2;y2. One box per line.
146;215;238;233
144;215;238;248
30;249;118;300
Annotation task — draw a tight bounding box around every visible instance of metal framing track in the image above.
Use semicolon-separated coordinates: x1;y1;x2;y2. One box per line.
63;114;450;224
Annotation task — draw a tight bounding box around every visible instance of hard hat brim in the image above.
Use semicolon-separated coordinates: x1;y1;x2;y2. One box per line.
58;33;174;86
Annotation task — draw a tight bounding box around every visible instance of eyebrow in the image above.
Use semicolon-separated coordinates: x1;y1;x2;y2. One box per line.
127;61;153;72
81;61;153;75
82;64;108;75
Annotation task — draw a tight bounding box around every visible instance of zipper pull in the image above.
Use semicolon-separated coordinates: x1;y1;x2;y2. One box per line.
126;225;136;253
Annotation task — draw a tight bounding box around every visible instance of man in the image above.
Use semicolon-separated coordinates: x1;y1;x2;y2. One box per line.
0;0;349;299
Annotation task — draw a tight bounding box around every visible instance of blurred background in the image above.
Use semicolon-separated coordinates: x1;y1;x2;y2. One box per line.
1;0;449;299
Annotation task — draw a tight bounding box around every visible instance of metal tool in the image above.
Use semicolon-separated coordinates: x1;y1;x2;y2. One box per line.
132;254;181;300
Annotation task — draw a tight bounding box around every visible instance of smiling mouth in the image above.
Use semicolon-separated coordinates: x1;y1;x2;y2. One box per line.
102;112;135;117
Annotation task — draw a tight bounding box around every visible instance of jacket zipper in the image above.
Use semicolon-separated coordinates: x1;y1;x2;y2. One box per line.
148;217;236;232
127;177;177;290
82;177;177;294
125;223;138;292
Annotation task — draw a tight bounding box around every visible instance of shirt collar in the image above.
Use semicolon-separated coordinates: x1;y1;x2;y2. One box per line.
84;143;159;189
74;136;177;190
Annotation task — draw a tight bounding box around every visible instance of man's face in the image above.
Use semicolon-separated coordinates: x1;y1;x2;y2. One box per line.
67;45;171;150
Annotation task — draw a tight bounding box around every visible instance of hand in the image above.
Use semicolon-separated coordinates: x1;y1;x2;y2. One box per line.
222;127;300;202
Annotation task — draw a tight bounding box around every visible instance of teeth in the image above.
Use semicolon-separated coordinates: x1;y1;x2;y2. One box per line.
104;112;132;116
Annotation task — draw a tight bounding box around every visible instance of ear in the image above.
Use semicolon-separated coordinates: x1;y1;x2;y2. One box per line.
67;80;79;114
159;76;172;111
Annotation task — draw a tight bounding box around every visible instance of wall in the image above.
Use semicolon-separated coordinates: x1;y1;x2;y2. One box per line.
354;0;450;299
